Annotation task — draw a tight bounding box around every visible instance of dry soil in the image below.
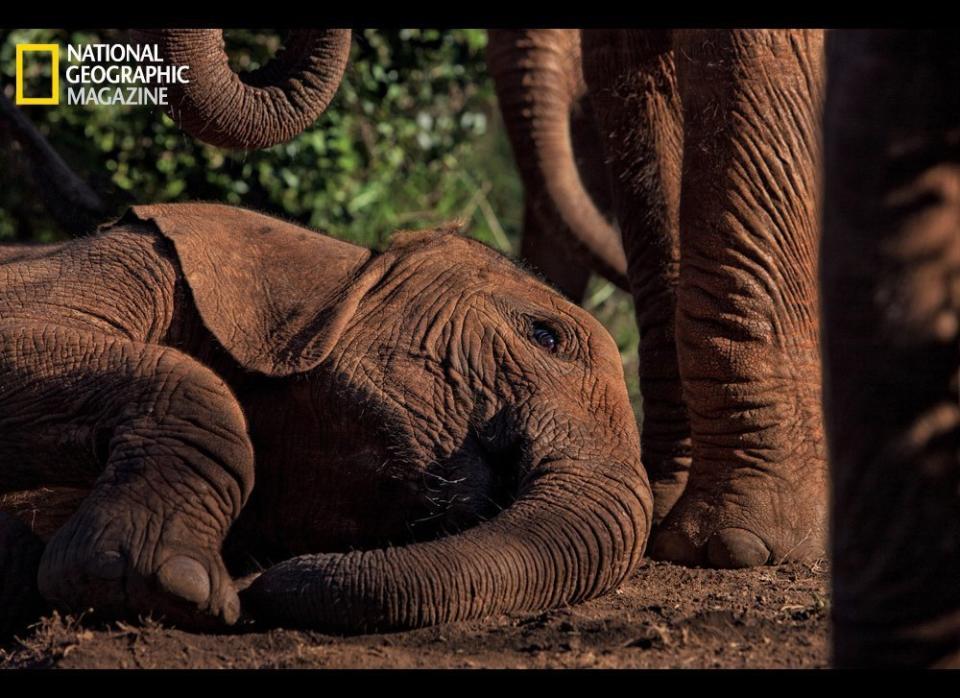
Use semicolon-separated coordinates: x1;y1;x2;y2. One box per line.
0;559;828;669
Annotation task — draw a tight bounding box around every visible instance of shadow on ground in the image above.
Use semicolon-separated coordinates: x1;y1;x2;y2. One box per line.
0;559;828;669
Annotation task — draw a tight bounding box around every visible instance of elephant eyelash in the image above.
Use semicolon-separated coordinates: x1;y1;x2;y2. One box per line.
525;317;575;358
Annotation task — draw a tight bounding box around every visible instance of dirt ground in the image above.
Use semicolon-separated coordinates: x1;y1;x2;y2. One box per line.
0;559;828;669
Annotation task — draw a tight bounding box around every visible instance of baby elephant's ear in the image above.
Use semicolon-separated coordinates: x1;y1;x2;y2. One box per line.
125;204;386;376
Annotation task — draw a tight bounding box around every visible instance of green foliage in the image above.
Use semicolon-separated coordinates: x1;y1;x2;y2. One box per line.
0;28;519;251
0;29;640;413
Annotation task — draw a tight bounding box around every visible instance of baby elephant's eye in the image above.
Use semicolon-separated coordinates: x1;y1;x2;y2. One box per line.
531;323;559;352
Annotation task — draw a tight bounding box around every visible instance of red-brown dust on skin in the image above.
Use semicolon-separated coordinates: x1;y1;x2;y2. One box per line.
0;560;827;669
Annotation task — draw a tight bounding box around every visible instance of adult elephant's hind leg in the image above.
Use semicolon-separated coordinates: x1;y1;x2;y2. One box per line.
0;321;254;628
651;30;827;567
823;30;960;667
582;29;691;525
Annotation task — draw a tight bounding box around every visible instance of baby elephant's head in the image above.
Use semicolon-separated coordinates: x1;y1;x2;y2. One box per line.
337;228;648;535
132;203;652;632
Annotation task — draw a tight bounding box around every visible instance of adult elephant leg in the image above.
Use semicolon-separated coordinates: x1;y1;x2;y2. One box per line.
519;199;591;302
582;29;691;524
823;30;960;668
651;30;826;567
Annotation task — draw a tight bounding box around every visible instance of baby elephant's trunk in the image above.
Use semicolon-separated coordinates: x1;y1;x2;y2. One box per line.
243;456;651;632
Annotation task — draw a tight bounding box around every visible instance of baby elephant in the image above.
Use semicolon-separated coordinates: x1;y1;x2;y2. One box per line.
0;204;651;632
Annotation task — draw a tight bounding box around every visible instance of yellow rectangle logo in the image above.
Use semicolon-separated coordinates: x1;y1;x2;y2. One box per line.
16;44;60;105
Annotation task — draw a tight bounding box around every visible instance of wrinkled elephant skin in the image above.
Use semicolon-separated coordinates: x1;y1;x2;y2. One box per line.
578;29;827;567
0;203;651;633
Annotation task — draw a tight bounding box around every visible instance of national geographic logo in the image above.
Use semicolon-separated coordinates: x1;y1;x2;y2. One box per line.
14;42;189;106
15;43;59;105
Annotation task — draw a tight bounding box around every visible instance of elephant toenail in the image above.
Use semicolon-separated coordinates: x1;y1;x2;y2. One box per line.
706;528;770;568
86;551;125;580
649;530;703;566
157;555;211;606
222;592;241;625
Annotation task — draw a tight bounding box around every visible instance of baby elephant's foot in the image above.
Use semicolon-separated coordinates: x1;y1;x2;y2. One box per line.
648;455;826;568
38;498;239;629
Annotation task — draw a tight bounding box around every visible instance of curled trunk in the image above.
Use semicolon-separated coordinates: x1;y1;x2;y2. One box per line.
133;29;351;150
487;29;629;289
244;459;651;631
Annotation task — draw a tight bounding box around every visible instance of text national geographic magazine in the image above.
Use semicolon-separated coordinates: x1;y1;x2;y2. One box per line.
0;24;957;672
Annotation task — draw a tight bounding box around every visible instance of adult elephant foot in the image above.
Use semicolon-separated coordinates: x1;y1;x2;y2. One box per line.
648;319;829;568
648;444;827;568
645;29;827;569
647;346;828;568
648;464;689;530
647;265;828;569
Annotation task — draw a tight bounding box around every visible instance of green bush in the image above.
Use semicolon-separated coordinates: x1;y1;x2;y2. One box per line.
0;28;519;251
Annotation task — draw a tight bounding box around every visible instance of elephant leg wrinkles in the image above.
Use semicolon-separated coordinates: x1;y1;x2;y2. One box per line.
646;29;827;568
0;320;254;628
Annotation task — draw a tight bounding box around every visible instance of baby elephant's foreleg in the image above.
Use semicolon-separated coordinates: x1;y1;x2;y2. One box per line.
0;322;255;628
